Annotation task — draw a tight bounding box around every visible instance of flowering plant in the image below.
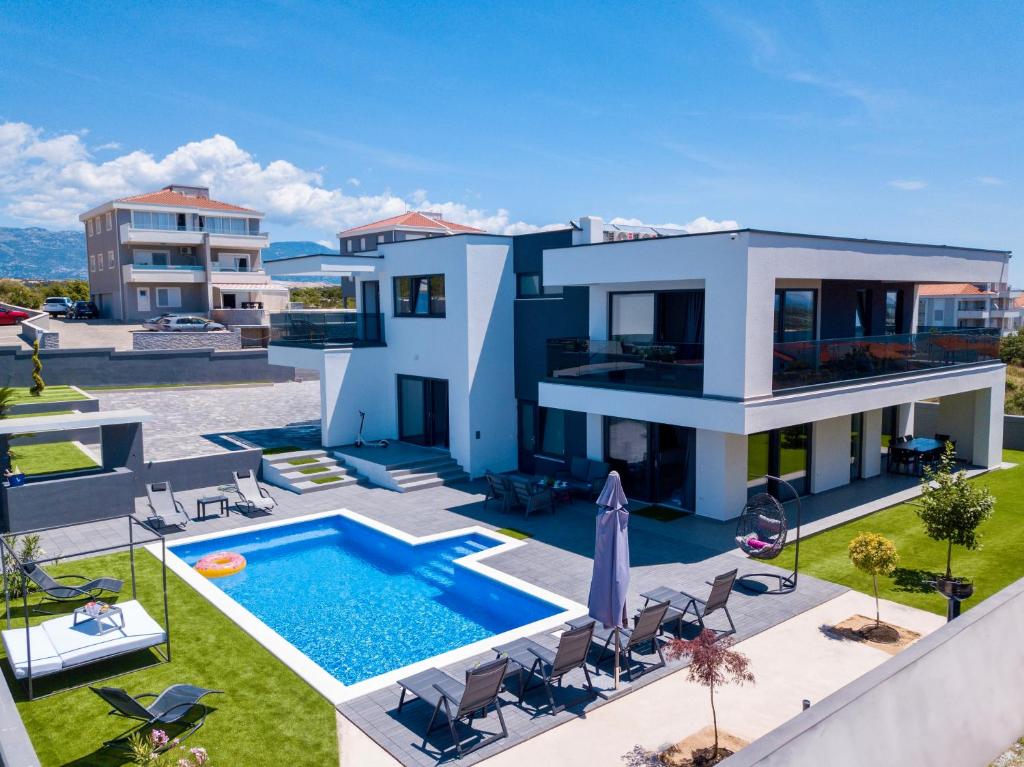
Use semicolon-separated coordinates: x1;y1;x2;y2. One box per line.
127;730;210;766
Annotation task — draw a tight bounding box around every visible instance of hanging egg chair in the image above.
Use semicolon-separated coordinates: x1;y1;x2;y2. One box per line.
735;475;802;594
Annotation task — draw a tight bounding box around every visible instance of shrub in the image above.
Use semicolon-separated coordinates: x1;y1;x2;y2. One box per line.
1000;332;1024;365
29;339;45;397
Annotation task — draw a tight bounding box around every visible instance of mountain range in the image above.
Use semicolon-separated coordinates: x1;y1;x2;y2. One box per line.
0;226;333;280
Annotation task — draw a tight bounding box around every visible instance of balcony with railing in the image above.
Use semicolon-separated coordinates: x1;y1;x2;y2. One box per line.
269;311;386;349
773;328;1001;391
546;338;704;395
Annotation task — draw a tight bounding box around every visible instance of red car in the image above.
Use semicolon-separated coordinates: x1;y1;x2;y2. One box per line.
0;308;30;325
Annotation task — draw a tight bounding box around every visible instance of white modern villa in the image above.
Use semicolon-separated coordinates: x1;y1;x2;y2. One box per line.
265;216;1008;520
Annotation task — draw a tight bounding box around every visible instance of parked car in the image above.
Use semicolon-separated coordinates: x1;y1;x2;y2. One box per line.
146;315;226;332
0;308;29;326
141;313;178;331
68;301;99;320
41;296;73;317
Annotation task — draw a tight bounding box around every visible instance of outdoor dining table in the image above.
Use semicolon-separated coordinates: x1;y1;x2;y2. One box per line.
891;437;945;475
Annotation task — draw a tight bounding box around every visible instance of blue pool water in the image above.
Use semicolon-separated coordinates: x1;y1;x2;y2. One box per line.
171;516;561;686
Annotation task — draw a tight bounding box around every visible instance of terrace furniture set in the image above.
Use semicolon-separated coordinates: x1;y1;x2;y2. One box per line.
398;568;738;760
144;471;278;530
484;459;610;518
887;434;956;476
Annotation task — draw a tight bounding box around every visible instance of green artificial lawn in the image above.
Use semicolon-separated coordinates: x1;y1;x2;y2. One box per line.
261;445;303;456
632;505;690;522
774;450;1024;616
4;551;338;766
10;442;98;476
310;476;343;484
299;466;330;475
495;527;533;540
287;457;319;466
6;410;74;419
8;386;87;405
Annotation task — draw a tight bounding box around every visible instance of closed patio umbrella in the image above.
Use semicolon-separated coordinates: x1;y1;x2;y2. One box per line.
587;470;630;688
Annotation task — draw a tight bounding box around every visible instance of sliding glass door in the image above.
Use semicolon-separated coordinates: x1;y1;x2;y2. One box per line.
747;423;811;497
605;417;696;508
397;375;449;448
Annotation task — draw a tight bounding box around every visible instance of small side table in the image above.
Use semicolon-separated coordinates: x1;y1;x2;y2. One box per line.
73;603;124;634
196;494;229;520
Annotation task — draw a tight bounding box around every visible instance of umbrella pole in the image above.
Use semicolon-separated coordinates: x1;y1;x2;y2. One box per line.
613;630;621;689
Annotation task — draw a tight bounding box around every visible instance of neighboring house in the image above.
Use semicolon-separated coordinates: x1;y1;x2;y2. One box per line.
916;282;1023;336
267;215;1008;520
337;211;484;255
78;185;289;342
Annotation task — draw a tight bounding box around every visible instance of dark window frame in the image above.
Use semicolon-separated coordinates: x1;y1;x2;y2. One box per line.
393;273;446;317
517;272;563;299
774;288;819;344
518;399;566;459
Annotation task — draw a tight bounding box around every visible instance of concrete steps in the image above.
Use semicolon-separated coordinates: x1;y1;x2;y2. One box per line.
330;447;469;493
262;449;360;494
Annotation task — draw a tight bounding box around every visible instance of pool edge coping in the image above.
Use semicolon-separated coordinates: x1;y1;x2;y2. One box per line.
145;508;587;705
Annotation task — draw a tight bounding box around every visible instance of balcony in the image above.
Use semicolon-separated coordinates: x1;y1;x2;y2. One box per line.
121;264;206;284
120;223;270;248
546;338;704;395
269;311;386;349
209;266;269;285
773;329;1001;392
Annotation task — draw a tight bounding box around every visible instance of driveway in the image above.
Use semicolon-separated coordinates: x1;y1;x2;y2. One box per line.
50;317;144;350
87;380;322;459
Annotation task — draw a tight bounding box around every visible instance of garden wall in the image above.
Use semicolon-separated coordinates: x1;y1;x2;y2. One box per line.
722;576;1024;767
134;448;263;496
0;346;296;387
915;400;1024;451
0;467;136;533
131;329;242;351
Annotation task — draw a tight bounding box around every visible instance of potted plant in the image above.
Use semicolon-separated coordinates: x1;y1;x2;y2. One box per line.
917;442;995;600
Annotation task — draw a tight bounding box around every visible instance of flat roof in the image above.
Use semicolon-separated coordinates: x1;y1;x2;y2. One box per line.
0;408;152;436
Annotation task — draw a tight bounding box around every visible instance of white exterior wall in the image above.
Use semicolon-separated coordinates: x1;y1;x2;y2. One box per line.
811;414;852;493
694;430;748;520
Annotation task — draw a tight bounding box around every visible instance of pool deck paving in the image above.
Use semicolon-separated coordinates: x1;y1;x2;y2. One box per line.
31;477;852;767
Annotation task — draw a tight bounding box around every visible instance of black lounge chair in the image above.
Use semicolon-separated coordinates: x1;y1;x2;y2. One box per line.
145;481;190;529
91;684;223;747
641;568;738;640
496;620;597;714
22;562;122;611
483;471;513;513
397;657;509;759
570;600;671;681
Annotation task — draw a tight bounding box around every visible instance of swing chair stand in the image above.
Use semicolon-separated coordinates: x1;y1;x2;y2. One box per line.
735;474;802;595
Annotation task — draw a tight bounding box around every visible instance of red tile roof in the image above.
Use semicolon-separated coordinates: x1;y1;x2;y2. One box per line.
339;211;484;237
1015;295;1024;309
917;282;992;297
118;189;257;213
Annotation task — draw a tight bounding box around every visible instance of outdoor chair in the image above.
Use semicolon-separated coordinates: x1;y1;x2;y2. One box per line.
91;684;223;748
20;561;122;612
231;470;277;514
641;568;738;640
483;471;513;513
888;446;917;475
498;620;597;714
935;433;951;443
511;478;554;518
145;481;189;529
397;657;510;759
572;600;671;681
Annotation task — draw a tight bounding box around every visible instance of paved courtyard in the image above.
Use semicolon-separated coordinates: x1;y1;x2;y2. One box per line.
49;317;145;350
86;380;322;459
35;477;846;767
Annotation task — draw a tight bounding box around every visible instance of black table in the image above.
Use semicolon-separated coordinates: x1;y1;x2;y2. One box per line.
196;494;229;520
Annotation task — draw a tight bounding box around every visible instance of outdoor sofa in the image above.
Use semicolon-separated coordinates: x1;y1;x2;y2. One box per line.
556;456;610;498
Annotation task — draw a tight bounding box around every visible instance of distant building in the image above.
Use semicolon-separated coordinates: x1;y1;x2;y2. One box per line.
337;211;484;255
916;282;1022;336
78;185;288;341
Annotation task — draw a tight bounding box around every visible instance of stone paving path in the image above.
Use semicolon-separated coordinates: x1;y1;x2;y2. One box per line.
87;380;322;459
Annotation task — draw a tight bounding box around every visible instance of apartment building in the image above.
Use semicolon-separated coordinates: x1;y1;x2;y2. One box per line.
78;185;288;334
337;211;484;255
917;282;1023;336
266;215;1008;520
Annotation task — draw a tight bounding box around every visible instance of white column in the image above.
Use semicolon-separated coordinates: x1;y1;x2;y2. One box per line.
695;430;748;520
863;408;883;478
811;415;852;493
973;382;1005;468
936;391;979;464
897;402;915;438
586;413;603;461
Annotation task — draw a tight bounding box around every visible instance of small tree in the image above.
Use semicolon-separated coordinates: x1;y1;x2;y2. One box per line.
29;339;45;397
917;443;995;580
848;532;899;628
666;629;754;763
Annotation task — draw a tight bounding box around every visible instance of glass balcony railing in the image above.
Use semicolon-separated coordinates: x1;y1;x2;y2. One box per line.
269;311;385;348
546;338;704;395
131;263;204;271
773;328;1001;391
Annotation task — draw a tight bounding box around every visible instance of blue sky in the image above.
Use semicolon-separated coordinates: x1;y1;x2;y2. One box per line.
1;1;1022;280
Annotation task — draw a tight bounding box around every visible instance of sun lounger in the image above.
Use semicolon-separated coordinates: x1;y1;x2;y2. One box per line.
92;683;222;747
145;481;190;529
231;470;277;514
640;568;737;640
21;561;122;610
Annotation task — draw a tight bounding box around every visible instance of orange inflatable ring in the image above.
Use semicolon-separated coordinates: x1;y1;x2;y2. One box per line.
195;551;246;578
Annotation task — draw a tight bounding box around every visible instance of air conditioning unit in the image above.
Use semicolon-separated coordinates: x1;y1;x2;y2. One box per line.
181;247;195;256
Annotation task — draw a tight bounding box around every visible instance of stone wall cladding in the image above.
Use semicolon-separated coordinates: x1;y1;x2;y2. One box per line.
132;329;242;351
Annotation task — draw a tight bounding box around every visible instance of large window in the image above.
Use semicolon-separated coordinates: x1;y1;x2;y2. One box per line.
774;289;817;343
517;401;565;459
885;289;904;334
155;287;182;308
517;273;563;298
539;407;565;456
394;274;445;317
203;217;249;235
748;423;811;496
132;211;178;230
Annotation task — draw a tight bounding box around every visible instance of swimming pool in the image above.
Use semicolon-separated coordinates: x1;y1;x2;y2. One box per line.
165;511;577;700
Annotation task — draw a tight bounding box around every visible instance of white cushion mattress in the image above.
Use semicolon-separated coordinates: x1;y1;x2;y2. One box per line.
3;600;166;680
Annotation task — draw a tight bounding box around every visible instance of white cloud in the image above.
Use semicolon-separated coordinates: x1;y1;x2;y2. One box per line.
346;177;360;187
888;179;927;191
609;215;740;233
0;121;543;235
975;175;1005;186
